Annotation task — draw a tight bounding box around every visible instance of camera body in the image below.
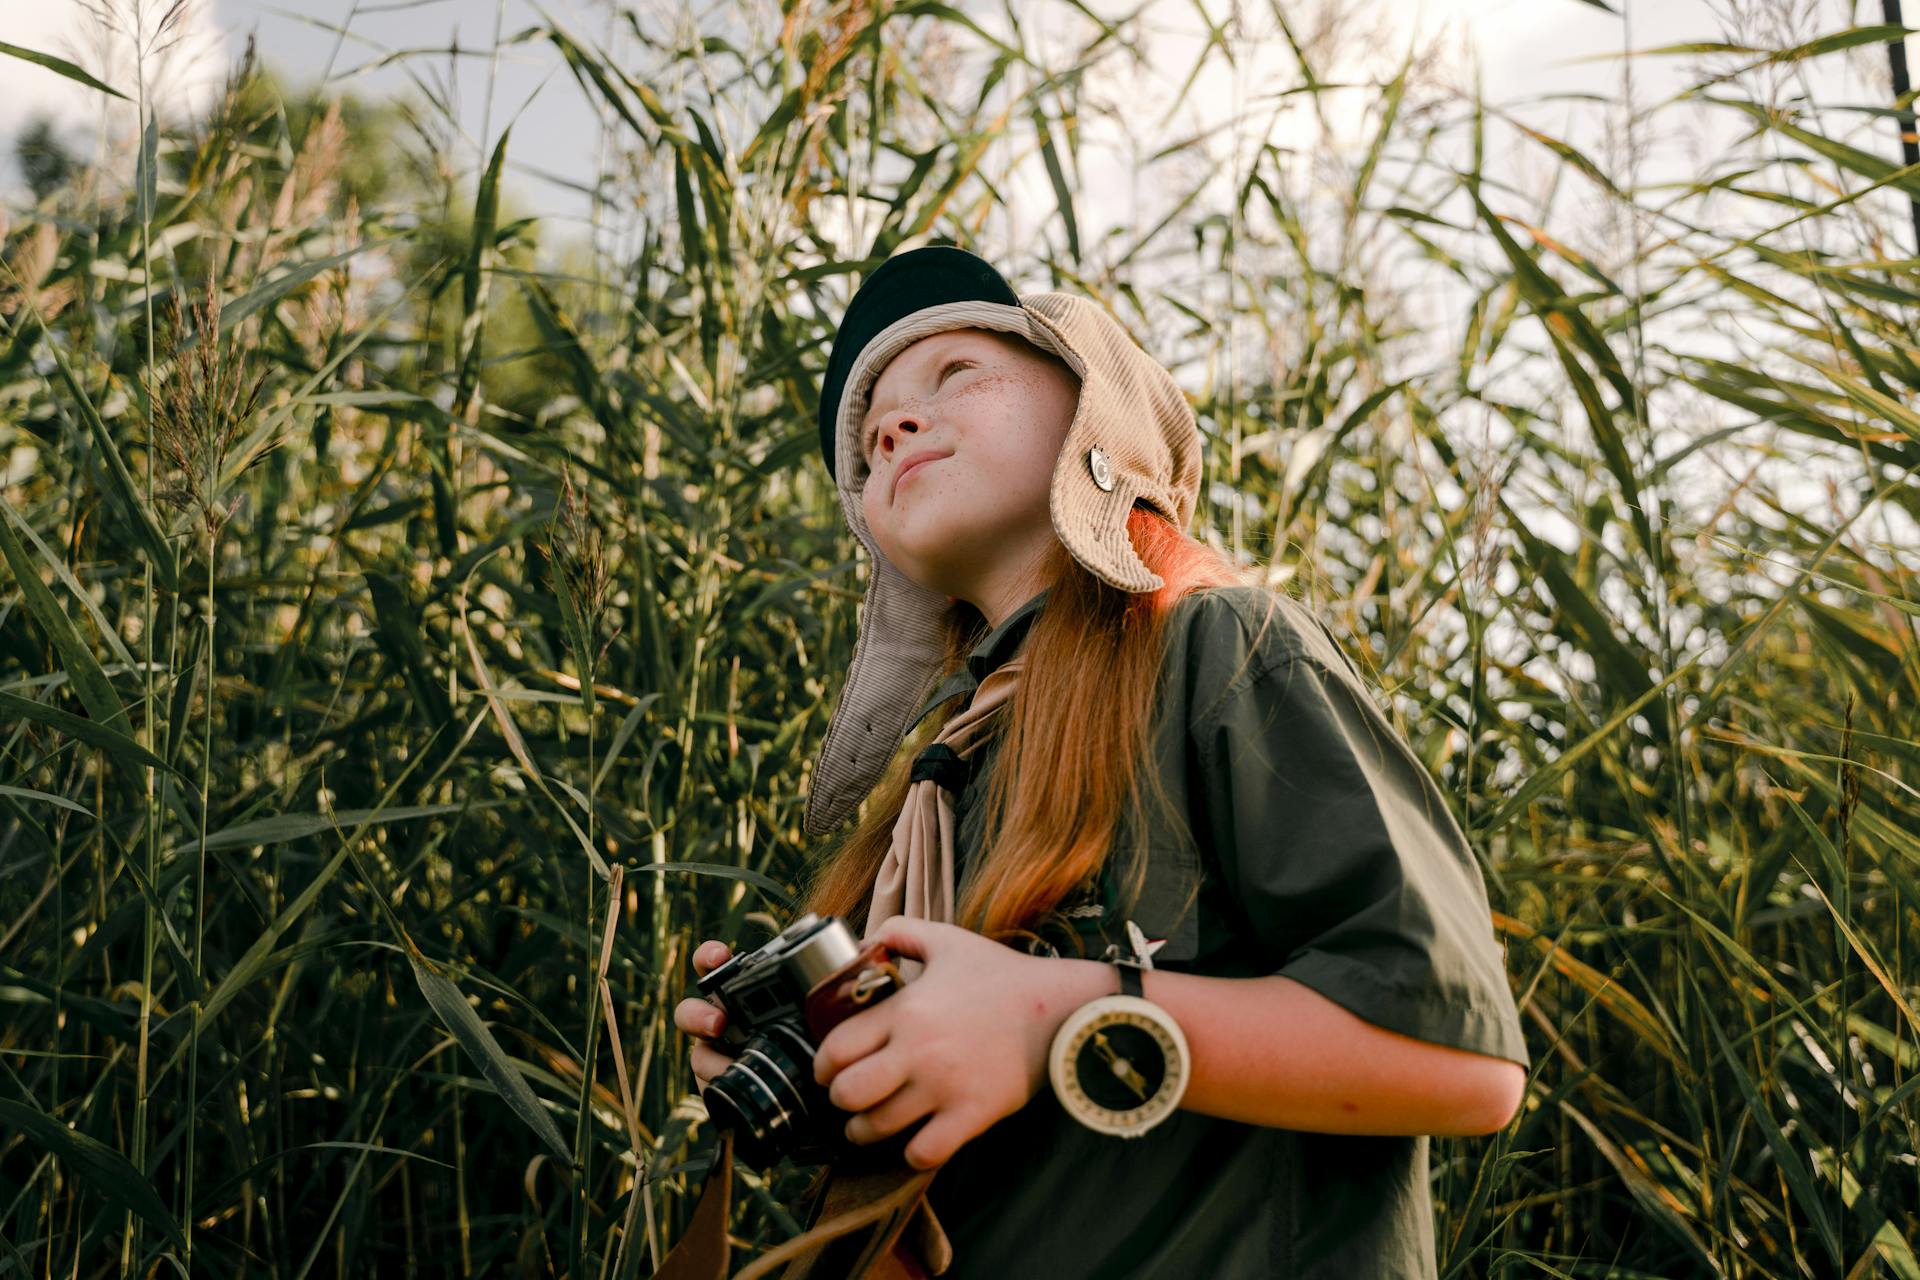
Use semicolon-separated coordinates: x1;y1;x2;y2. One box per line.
696;913;909;1168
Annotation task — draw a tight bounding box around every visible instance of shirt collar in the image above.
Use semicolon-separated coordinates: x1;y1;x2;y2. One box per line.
907;586;1050;732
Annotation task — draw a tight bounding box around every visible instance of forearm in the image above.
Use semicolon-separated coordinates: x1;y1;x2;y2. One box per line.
1039;959;1526;1138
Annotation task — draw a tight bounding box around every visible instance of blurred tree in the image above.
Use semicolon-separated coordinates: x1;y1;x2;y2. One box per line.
15;117;75;201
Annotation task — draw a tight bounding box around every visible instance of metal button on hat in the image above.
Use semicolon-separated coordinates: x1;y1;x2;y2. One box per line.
1087;446;1115;492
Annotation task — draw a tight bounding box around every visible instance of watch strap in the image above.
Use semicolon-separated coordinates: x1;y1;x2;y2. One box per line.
1114;959;1144;1000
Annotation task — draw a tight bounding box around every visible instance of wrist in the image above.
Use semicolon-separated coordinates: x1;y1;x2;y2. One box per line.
1038;957;1121;1033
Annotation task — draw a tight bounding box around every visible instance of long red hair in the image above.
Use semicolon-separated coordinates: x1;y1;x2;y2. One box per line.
799;502;1275;953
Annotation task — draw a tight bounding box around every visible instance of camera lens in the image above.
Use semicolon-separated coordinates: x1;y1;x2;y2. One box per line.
700;1021;828;1168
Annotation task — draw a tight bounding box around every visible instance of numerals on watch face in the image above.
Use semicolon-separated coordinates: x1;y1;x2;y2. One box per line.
1049;996;1190;1136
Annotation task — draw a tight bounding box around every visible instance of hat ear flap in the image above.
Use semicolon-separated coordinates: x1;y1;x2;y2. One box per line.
1022;299;1167;595
1050;456;1163;593
803;554;951;838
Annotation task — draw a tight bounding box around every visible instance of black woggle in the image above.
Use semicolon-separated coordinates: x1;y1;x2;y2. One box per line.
909;742;972;794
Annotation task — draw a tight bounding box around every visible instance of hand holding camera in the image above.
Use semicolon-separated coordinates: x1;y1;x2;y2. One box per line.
683;913;1109;1174
680;914;915;1170
673;940;739;1091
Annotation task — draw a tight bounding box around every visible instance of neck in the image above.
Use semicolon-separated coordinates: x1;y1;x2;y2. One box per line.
965;558;1055;630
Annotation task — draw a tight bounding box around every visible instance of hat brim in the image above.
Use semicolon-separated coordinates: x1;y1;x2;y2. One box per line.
817;246;1021;483
830;300;1083;496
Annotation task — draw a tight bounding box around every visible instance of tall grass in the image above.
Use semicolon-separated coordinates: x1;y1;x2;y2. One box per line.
1;1;1916;1275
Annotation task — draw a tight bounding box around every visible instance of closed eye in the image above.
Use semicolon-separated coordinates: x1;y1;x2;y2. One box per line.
864;359;973;463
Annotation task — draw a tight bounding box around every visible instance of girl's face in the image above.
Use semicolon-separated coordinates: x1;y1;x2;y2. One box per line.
857;328;1081;627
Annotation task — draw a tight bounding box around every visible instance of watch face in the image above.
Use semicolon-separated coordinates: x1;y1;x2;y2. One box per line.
1074;1022;1168;1111
1049;996;1190;1137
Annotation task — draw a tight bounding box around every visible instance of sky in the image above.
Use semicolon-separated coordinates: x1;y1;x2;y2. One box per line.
11;0;1904;317
2;0;1831;221
2;0;1914;573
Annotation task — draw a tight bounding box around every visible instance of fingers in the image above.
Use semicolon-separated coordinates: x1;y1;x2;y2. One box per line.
827;1047;908;1115
900;1109;975;1171
690;1039;736;1091
865;916;935;962
675;946;735;1091
843;1079;932;1148
691;939;731;978
673;996;726;1040
814;1011;891;1087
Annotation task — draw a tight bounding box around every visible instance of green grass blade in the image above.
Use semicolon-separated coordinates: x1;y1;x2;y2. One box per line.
1474;662;1695;836
0;784;93;816
409;953;573;1163
0;691;174;775
0;1098;185;1250
1031;104;1081;265
1695;999;1843;1267
0;40;128;99
1557;1102;1723;1276
1710;96;1920;199
0;493;135;669
455;127;511;413
0;498;130;731
195;803;472;853
626;860;794;908
459;592;610;880
8;307;177;591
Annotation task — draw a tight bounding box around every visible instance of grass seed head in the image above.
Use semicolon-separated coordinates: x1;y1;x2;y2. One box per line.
541;464;621;674
146;273;269;546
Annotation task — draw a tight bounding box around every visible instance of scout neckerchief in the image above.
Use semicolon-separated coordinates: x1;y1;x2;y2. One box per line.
658;657;1026;1279
864;653;1026;942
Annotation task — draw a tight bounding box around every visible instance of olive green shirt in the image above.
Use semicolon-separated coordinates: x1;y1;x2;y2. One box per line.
908;583;1530;1279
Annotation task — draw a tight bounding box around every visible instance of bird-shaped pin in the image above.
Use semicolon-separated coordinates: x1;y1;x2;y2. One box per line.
1122;919;1168;970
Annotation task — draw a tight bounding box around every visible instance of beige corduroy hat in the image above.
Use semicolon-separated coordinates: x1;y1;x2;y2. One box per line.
804;244;1203;838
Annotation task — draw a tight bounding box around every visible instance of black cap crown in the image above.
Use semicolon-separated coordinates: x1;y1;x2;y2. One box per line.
815;244;1021;482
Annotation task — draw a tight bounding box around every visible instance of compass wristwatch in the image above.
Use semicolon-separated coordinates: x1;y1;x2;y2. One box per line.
1047;921;1191;1137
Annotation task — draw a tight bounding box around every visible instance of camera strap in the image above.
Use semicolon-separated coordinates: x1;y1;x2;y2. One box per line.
652;1130;951;1279
659;650;1019;1278
650;1130;735;1280
736;1158;948;1279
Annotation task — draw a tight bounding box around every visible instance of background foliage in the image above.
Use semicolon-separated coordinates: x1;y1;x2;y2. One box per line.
2;0;1917;1275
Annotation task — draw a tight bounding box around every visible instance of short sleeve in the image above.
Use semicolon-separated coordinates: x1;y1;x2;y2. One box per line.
1190;610;1530;1069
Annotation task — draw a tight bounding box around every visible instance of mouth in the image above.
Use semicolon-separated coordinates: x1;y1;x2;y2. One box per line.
891;451;949;500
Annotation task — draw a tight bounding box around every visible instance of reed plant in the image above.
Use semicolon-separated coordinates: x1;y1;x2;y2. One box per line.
0;1;1914;1275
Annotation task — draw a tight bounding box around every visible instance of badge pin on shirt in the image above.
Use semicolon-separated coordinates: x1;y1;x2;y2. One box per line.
1101;919;1168;969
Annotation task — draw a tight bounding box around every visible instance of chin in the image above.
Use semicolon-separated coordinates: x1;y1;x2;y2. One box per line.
880;553;947;592
873;545;960;598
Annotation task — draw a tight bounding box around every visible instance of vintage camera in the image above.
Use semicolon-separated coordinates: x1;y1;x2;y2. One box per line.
695;912;910;1168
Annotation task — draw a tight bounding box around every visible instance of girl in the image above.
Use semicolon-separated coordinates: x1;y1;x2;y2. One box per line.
674;244;1531;1278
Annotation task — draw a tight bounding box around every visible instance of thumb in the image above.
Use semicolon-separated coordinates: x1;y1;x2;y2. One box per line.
868;914;940;962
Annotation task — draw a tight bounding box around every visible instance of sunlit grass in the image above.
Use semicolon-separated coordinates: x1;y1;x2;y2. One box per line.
0;1;1915;1276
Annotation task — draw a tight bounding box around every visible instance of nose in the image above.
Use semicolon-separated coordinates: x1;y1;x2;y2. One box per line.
873;409;922;460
